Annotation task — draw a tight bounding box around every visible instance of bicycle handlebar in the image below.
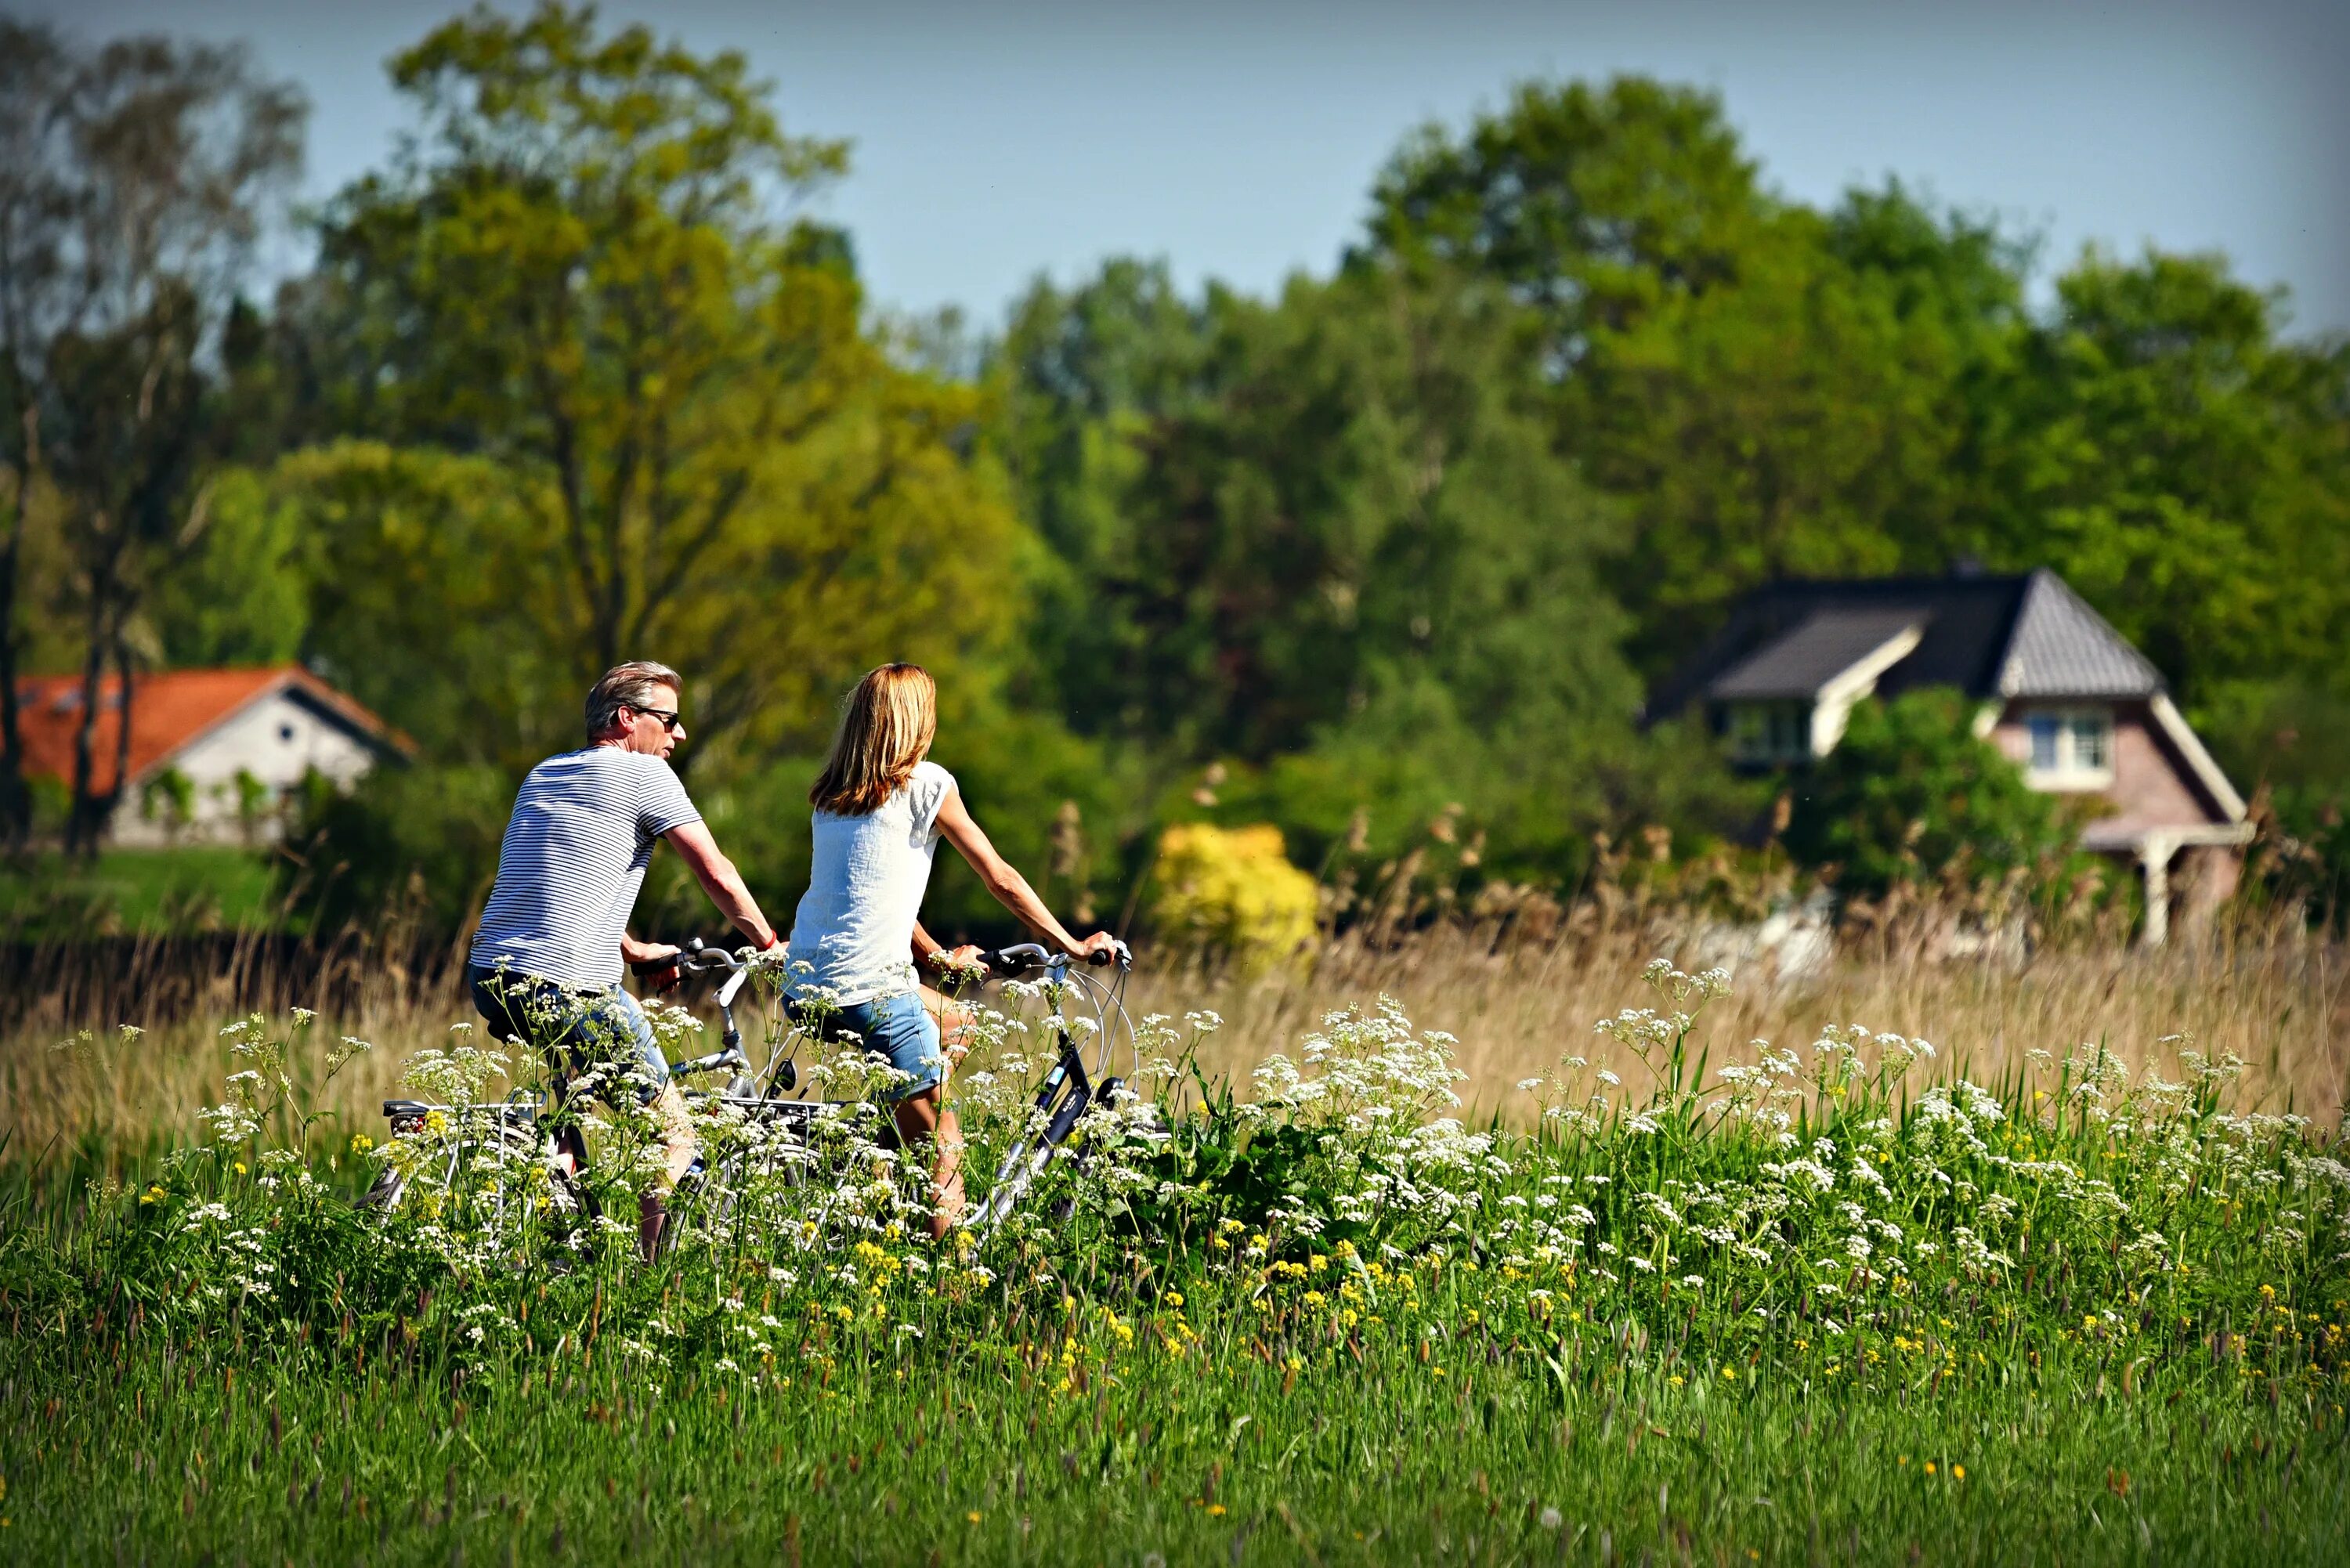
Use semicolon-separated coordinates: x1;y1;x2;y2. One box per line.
977;939;1130;974
629;936;744;977
633;934;1133;981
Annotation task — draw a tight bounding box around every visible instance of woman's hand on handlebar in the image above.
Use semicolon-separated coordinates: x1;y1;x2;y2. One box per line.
924;944;989;984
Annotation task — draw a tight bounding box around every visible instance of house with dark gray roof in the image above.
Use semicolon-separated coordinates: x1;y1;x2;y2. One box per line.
1647;569;2251;942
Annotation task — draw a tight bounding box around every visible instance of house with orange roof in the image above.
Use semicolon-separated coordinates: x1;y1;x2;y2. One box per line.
13;667;411;847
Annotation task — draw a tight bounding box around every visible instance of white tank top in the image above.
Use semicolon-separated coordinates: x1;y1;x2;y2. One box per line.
785;761;955;1005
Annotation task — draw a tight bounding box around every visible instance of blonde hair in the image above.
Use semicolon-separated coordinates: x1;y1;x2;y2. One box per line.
810;663;938;816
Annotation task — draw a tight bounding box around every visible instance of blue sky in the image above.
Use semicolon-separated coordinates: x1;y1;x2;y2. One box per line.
34;0;2350;335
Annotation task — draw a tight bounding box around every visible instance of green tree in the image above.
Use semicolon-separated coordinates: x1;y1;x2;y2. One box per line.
1366;84;2042;672
1986;249;2350;706
145;467;308;666
0;21;303;850
1365;76;1773;357
1784;690;2073;899
992;258;1654;885
992;259;1213;736
307;4;1016;770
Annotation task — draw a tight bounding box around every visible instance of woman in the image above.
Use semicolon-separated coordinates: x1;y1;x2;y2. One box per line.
784;663;1119;1237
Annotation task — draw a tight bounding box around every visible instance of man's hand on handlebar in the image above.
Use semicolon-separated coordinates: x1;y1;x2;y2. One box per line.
621;938;685;994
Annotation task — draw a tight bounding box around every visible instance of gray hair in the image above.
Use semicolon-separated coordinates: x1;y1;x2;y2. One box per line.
584;661;682;739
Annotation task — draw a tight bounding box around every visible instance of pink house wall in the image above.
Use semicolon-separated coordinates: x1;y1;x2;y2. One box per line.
1987;701;2227;838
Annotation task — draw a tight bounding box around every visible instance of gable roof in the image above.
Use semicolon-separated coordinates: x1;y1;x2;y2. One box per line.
1711;609;1924;700
13;667;410;797
1647;569;2167;720
1996;571;2167;697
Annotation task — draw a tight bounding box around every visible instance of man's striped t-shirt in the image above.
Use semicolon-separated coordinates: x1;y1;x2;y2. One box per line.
468;747;702;988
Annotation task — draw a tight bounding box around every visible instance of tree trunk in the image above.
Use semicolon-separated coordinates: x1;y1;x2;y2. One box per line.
108;626;135;847
66;564;113;858
0;491;26;853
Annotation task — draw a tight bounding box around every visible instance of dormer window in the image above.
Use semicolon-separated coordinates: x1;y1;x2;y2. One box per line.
2026;708;2114;787
1724;700;1811;765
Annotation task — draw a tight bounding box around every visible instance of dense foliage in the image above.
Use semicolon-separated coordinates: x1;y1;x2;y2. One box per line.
1784;691;2079;900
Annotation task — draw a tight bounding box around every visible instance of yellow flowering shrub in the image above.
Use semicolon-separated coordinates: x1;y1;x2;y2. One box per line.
1146;822;1318;974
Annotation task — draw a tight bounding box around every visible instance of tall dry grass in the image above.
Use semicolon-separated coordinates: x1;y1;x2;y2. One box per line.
5;910;2345;1164
1166;921;2349;1127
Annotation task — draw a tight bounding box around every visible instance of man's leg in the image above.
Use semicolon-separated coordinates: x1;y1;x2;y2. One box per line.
589;986;695;1263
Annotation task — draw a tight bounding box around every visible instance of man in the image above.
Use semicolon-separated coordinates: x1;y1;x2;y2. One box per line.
468;660;780;1259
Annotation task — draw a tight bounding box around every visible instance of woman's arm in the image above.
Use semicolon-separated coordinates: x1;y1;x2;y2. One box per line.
935;788;1118;960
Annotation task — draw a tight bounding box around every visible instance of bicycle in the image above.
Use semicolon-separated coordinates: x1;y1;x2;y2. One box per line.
361;936;1140;1251
656;937;1139;1245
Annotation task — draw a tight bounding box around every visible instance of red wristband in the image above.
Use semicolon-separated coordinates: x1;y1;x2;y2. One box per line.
759;933;783;952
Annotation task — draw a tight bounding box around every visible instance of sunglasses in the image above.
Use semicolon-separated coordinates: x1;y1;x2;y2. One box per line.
630;705;684;733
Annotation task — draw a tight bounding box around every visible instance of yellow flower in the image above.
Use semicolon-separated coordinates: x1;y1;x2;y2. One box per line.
1925;1461;1937;1476
1668;1375;1685;1387
1206;1504;1227;1517
233;1162;248;1176
966;1512;982;1525
1953;1465;1966;1481
1166;1291;1184;1309
1432;1366;1448;1378
349;1133;374;1154
1720;1365;1737;1382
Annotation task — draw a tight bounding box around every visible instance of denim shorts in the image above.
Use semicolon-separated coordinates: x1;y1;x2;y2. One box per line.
787;989;945;1101
468;965;671;1104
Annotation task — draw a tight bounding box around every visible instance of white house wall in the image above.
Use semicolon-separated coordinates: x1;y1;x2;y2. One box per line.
110;688;382;847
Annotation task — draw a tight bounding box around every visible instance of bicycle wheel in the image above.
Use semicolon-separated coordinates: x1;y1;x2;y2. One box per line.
357;1162;407;1213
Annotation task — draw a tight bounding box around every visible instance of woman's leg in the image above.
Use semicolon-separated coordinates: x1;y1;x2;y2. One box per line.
891;1088;967;1239
870;992;963;1238
919;984;976;1069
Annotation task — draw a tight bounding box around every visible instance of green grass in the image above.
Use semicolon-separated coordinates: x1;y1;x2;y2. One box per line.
2;963;2345;1563
2;1302;2342;1564
0;845;284;938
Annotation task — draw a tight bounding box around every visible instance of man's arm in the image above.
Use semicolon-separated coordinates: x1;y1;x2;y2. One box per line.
663;819;779;951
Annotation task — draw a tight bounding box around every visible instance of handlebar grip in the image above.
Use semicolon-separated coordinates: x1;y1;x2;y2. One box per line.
628;936;705;976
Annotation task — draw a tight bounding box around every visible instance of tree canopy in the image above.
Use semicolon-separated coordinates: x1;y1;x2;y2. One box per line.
7;20;2348;934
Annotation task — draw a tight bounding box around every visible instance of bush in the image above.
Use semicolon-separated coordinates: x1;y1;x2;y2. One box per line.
277;762;515;938
1144;822;1318;972
1785;689;2077;901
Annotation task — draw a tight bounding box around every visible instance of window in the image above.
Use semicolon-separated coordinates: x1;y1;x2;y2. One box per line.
2023;707;2115;786
279;724;296;742
1725;701;1812;765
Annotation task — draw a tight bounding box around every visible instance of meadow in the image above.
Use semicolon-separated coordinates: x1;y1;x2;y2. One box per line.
2;932;2347;1563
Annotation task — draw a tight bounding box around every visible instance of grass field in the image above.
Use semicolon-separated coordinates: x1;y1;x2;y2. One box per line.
2;941;2347;1563
0;845;284;938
